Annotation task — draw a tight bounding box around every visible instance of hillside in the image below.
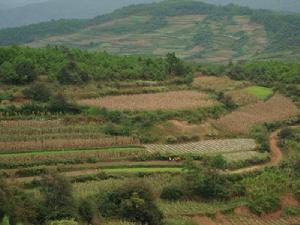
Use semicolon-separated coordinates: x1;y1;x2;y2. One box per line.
201;0;300;13
1;0;300;29
0;0;300;62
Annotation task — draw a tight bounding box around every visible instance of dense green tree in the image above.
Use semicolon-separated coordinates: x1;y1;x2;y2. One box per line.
22;83;52;102
39;173;77;222
56;61;89;85
99;181;163;225
14;56;37;84
0;62;17;84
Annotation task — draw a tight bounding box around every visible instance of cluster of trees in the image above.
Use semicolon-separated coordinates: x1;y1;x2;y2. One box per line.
0;46;191;85
0;173;163;225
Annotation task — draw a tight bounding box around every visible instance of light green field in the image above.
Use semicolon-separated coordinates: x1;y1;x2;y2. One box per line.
102;167;182;174
245;86;273;100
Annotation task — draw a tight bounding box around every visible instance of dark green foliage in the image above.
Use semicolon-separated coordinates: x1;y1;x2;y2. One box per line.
226;61;300;85
250;125;270;152
98;181;163;225
0;180;38;225
0;46;185;83
182;157;234;199
14;56;37;84
47;94;81;114
39;173;76;222
78;199;95;224
0;56;38;85
56;61;89;85
23;83;52;102
0;62;17;84
160;185;183;201
248;193;281;215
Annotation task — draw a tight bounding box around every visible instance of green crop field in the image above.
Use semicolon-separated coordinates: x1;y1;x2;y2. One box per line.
245;86;274;100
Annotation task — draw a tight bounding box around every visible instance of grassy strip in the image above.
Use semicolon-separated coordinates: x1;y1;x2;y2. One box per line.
102;167;182;174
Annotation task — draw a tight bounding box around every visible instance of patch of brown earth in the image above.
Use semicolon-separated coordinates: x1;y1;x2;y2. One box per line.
193;215;216;225
234;206;252;216
261;209;282;220
215;210;225;223
281;193;299;207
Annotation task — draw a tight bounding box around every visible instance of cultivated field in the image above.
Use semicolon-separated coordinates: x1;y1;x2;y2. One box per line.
145;138;257;155
78;90;216;110
215;94;300;134
0;119;139;152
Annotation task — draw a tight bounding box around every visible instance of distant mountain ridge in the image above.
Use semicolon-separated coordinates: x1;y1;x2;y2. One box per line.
0;0;300;29
0;0;299;63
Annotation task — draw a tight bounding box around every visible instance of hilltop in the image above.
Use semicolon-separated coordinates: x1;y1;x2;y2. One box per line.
0;0;300;62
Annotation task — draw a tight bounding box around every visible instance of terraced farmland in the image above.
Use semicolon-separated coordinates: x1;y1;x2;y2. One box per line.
215;94;300;134
0;119;139;152
78;90;217;110
145;139;257;155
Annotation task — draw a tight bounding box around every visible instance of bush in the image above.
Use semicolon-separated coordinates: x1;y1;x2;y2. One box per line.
98;181;163;225
56;61;89;85
248;194;281;215
78;199;95;224
39;173;77;222
23;83;52;102
47;94;81;114
160;186;183;201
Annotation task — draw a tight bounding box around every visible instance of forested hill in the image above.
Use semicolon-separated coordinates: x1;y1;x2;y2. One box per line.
200;0;300;13
0;0;299;29
0;0;300;63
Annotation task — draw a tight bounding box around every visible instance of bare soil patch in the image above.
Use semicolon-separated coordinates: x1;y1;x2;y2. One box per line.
78;91;216;110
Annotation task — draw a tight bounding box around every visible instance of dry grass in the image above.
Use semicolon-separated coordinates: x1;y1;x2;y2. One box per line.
78;91;216;110
193;75;248;92
226;89;259;106
215;94;300;134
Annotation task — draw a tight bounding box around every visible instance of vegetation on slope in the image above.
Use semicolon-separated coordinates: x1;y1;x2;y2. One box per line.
0;0;299;61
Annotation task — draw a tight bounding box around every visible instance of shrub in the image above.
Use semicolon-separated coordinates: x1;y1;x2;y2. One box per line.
166;136;177;144
56;61;89;85
160;186;183;201
47;94;81;114
78;199;95;224
98;181;163;225
23;83;52;102
248;194;281;215
39;173;77;222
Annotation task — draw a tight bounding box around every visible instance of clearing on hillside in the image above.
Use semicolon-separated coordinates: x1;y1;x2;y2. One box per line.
215;94;299;134
78;90;216;110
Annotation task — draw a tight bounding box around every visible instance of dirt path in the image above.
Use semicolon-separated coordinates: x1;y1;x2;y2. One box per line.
229;129;282;174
